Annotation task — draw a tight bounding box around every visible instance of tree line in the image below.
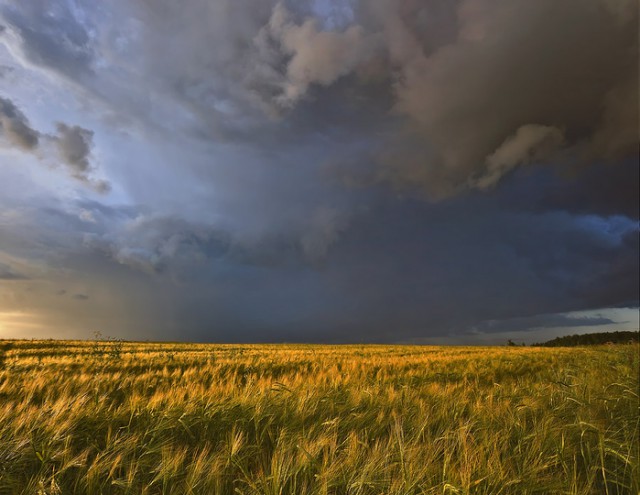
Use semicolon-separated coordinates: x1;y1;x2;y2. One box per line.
531;331;639;347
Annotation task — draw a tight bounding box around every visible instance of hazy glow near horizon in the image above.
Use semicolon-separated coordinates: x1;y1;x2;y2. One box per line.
0;311;43;335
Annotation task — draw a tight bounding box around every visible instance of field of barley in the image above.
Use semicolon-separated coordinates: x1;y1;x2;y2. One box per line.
0;341;637;495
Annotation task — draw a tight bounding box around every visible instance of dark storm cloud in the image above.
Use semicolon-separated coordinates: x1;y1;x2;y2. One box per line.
2;0;635;195
468;313;617;335
0;199;337;280
53;123;110;193
293;196;638;342
83;215;232;274
576;229;640;309
0;95;39;150
500;159;640;221
55;124;94;177
168;199;638;343
80;208;353;274
369;0;637;198
0;95;109;191
123;0;637;196
0;0;637;342
0;189;637;342
541;160;639;220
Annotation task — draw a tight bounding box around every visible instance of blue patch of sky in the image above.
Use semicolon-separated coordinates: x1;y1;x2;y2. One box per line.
575;214;637;245
311;0;355;30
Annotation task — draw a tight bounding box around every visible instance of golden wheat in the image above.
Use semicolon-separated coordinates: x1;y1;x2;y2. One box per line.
0;341;637;494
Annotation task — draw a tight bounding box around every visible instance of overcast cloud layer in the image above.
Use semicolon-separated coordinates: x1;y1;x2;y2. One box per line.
0;0;637;343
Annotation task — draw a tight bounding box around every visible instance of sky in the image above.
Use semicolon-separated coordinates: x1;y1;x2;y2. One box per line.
0;0;638;344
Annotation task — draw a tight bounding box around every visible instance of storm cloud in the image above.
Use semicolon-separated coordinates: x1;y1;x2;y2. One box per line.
0;0;636;342
53;123;109;192
0;95;39;150
0;94;108;191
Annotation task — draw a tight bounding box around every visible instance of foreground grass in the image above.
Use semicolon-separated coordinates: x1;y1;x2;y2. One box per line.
0;342;637;494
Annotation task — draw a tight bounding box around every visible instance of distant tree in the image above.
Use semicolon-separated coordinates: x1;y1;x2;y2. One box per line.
507;339;517;347
532;331;639;347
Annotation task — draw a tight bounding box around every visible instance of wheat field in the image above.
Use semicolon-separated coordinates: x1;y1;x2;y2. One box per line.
0;341;637;494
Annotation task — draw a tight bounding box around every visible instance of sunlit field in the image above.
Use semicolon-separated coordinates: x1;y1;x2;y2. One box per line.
0;341;637;495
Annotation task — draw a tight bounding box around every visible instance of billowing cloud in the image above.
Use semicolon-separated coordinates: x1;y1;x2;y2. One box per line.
2;0;634;194
81;205;353;274
0;0;636;342
372;0;637;197
53;123;109;192
54;124;93;176
83;215;231;274
0;95;108;191
259;3;377;107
